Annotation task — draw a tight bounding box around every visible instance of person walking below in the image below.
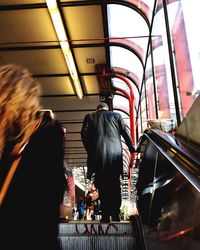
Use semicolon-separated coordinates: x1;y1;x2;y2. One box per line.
0;64;66;250
81;102;135;223
84;191;93;220
77;199;85;220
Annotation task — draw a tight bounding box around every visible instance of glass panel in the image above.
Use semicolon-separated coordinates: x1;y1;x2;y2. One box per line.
141;96;148;133
113;94;137;143
110;46;144;83
113;95;130;119
152;4;177;123
167;0;200;117
181;0;200;92
145;55;157;120
107;4;149;52
142;0;155;11
112;77;139;105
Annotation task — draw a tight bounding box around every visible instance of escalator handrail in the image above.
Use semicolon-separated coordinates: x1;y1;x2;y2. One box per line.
139;129;200;192
130;214;147;250
151;129;200;166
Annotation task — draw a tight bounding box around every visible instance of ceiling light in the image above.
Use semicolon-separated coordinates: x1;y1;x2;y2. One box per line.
46;0;83;99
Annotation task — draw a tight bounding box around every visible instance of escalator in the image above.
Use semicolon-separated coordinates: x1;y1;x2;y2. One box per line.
136;129;200;250
59;215;146;250
58;128;200;250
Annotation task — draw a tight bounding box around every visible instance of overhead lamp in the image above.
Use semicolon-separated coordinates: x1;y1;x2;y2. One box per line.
46;0;83;99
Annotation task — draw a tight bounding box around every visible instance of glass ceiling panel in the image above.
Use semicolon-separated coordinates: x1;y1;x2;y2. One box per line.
112;77;130;93
113;96;131;128
110;46;144;82
112;77;139;105
113;98;130;119
107;4;149;51
142;0;155;11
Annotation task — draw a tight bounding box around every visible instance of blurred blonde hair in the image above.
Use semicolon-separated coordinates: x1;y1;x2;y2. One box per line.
0;64;42;157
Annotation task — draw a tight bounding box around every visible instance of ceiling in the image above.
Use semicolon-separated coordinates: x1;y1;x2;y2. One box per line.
0;0;154;194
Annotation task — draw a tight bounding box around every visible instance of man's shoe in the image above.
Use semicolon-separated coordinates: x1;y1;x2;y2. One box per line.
111;215;120;222
100;216;110;223
100;218;110;223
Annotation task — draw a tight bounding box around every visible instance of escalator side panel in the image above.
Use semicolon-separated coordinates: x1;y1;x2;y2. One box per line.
136;138;200;250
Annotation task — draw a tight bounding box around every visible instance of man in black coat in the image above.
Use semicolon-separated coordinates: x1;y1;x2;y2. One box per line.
81;102;135;222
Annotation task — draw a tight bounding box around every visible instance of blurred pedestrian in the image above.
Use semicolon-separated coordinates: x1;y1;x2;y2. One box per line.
77;199;85;220
84;191;93;220
0;64;66;250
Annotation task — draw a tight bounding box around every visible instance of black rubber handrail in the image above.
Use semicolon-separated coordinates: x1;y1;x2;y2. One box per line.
130;214;147;250
139;129;200;192
151;129;200;166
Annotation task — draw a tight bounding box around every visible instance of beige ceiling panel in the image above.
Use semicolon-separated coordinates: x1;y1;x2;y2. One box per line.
65;160;87;165
42;95;99;110
0;0;45;5
64;124;82;132
65;160;86;165
74;47;106;73
60;0;86;2
55;111;94;121
62;125;81;135
0;49;68;74
37;77;74;95
0;9;58;46
63;5;104;45
65;156;87;161
66;133;81;140
66;158;87;163
82;75;99;94
65;141;83;148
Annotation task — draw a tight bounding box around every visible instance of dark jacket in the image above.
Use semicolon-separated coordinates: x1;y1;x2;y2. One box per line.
0;115;65;250
81;110;135;178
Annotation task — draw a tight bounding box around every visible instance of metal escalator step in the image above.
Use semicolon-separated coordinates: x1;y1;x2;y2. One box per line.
59;221;137;250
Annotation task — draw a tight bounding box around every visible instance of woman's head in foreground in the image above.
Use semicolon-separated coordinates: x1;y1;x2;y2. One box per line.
0;64;42;155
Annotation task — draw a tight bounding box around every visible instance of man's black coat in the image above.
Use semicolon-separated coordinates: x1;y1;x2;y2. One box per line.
81;109;135;178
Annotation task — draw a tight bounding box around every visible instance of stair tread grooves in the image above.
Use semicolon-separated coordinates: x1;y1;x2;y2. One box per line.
59;234;135;236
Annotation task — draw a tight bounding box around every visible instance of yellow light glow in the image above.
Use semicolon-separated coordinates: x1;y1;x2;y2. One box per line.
46;0;57;10
50;13;67;41
74;78;83;99
45;0;83;99
60;41;70;52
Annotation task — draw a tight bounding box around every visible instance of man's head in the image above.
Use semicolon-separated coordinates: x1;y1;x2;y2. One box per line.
96;102;109;111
